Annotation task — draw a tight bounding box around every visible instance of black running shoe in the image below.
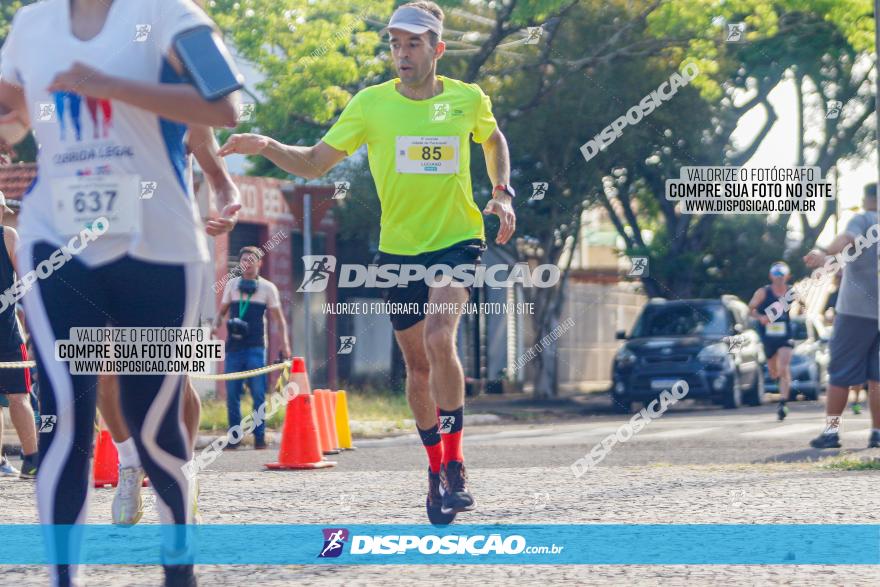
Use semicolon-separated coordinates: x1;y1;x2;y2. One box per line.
426;468;456;525
163;565;197;587
869;431;880;449
810;433;841;449
777;403;788;421
19;453;38;480
440;461;475;515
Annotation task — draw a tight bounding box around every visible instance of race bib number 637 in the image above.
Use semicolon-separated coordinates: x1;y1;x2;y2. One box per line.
50;175;141;236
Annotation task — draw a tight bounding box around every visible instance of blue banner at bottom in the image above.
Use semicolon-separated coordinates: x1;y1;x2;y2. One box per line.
0;525;877;565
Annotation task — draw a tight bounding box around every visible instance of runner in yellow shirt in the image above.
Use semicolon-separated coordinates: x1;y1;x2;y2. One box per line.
220;1;515;524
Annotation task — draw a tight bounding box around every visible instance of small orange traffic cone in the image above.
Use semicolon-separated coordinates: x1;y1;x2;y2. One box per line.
322;390;341;451
289;357;311;396
93;428;150;488
314;389;341;455
93;429;119;488
265;393;335;470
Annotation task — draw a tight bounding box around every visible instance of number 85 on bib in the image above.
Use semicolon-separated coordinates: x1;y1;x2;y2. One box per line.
396;136;460;174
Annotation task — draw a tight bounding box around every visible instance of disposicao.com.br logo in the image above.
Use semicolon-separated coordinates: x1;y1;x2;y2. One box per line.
318;528;564;558
298;255;560;293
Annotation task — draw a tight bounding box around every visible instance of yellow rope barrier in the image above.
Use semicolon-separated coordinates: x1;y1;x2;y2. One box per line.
189;361;291;381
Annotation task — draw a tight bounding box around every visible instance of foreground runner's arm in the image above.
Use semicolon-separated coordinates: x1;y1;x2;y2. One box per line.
45;58;239;128
1;44;238;138
217;134;347;180
480;127;515;245
188;125;241;236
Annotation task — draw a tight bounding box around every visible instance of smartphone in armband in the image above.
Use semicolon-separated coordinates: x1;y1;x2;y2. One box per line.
173;25;244;101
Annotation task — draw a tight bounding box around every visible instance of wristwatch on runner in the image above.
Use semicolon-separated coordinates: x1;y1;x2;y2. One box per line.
493;184;515;199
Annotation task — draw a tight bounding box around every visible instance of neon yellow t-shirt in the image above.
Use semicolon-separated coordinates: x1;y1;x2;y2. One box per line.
321;76;498;255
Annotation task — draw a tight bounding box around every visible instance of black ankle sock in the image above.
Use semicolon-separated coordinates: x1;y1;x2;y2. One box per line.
417;424;441;446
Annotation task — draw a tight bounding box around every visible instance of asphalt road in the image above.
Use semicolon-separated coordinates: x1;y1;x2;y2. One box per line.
204;396;880;472
4;397;880;586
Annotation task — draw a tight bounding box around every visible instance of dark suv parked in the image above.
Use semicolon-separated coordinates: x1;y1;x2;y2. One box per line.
611;296;765;412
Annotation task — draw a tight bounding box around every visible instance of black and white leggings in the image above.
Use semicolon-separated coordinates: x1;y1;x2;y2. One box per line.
21;242;202;587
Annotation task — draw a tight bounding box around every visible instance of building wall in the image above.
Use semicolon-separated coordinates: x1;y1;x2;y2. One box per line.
558;281;646;389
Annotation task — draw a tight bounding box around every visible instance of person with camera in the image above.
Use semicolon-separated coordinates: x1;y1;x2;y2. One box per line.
214;246;290;449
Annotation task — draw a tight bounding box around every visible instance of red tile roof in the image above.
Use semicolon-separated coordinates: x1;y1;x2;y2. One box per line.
0;162;36;205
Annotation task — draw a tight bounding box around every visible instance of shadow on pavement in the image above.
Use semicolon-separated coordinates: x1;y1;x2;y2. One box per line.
759;446;880;464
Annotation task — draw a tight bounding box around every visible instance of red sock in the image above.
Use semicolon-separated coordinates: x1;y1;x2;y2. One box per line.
438;406;464;464
417;424;443;473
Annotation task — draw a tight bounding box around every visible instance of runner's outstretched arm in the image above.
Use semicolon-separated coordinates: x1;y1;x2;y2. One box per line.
218;135;347;180
480;127;516;245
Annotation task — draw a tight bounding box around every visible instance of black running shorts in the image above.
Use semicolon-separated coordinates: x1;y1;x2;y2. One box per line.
374;239;485;331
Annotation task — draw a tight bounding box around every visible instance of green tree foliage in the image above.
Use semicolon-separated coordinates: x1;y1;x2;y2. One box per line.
602;0;876;298
650;215;795;301
0;1;26;43
210;0;394;168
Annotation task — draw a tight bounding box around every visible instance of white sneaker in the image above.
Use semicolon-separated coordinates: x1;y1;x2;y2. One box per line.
0;457;19;477
112;466;145;525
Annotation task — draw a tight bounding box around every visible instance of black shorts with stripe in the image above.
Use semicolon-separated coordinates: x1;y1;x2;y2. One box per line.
0;344;32;395
374;239;485;331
